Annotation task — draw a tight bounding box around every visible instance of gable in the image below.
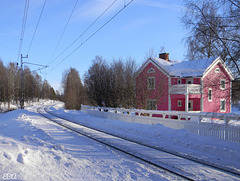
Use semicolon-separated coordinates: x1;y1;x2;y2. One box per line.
136;58;170;78
203;57;234;80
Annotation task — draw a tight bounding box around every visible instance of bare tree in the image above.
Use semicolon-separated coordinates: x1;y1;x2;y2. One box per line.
0;60;7;106
122;57;137;108
182;0;240;76
84;56;110;107
6;63;20;108
84;56;137;108
63;68;85;110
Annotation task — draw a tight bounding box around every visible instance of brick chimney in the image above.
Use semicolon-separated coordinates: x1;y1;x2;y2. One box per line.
159;53;169;61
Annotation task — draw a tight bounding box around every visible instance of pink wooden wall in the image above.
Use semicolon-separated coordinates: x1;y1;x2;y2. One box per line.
170;95;201;111
203;62;231;113
136;62;169;110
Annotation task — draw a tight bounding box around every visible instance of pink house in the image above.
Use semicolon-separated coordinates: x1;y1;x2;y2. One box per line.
136;53;234;113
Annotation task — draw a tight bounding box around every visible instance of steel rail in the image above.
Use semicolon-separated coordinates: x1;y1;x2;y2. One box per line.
44;106;240;178
37;106;194;180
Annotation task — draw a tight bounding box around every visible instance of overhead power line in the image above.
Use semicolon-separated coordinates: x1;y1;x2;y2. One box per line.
47;0;134;74
47;0;117;66
48;0;79;61
27;0;47;55
17;0;30;63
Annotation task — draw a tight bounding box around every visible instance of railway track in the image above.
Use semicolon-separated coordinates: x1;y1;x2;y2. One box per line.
37;106;240;181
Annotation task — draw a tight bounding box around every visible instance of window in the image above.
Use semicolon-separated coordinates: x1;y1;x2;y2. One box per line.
215;68;220;73
148;68;155;73
148;99;157;110
208;88;212;102
178;79;181;84
220;79;226;90
187;79;193;84
178;100;182;107
148;77;155;90
220;99;226;112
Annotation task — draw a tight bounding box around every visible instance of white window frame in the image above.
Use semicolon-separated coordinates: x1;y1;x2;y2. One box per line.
220;79;226;90
148;77;155;90
148;99;157;110
178;100;182;107
208;88;212;102
220;99;226;112
147;68;155;73
187;78;193;84
188;100;193;111
178;79;181;84
215;68;220;73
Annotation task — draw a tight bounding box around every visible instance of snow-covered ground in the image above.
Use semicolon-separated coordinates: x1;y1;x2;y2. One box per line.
0;100;240;180
0;100;181;181
49;102;240;172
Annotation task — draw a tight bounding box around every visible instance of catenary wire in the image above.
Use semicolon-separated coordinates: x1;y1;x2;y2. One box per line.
47;0;133;74
17;0;30;63
48;0;79;62
27;0;47;55
47;0;118;66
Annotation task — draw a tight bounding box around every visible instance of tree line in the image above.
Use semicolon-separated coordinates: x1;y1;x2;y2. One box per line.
62;56;137;110
0;59;56;109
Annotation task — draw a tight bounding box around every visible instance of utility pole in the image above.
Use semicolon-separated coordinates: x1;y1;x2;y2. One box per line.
20;54;28;109
18;54;48;109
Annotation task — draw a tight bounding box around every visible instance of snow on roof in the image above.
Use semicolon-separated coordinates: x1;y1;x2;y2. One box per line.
151;56;218;77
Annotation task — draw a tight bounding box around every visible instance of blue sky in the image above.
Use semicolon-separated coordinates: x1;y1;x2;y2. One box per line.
0;0;186;91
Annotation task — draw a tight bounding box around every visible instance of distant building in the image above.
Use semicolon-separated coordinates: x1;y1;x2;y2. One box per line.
136;53;234;113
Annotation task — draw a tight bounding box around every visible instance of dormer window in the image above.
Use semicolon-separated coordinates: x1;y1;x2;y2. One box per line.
148;68;155;73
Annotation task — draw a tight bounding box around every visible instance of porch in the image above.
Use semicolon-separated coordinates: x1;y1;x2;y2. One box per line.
170;84;202;112
170;84;201;94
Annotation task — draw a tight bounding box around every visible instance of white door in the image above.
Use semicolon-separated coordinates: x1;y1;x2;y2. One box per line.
188;100;193;111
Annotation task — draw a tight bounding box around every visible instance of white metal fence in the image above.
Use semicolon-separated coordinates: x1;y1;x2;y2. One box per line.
81;105;240;143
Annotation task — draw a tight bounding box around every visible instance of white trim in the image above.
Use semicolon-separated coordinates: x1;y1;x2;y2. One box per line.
178;100;182;107
230;81;232;112
186;78;193;84
220;99;226;112
147;68;155;73
136;58;171;78
148;77;155;90
188;100;193;111
201;78;204;112
168;77;171;111
185;86;189;112
215;68;220;73
203;57;234;80
208;88;212;102
178;79;181;84
220;79;226;90
148;99;157;110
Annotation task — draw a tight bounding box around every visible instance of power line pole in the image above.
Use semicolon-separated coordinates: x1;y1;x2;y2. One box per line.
20;54;28;109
